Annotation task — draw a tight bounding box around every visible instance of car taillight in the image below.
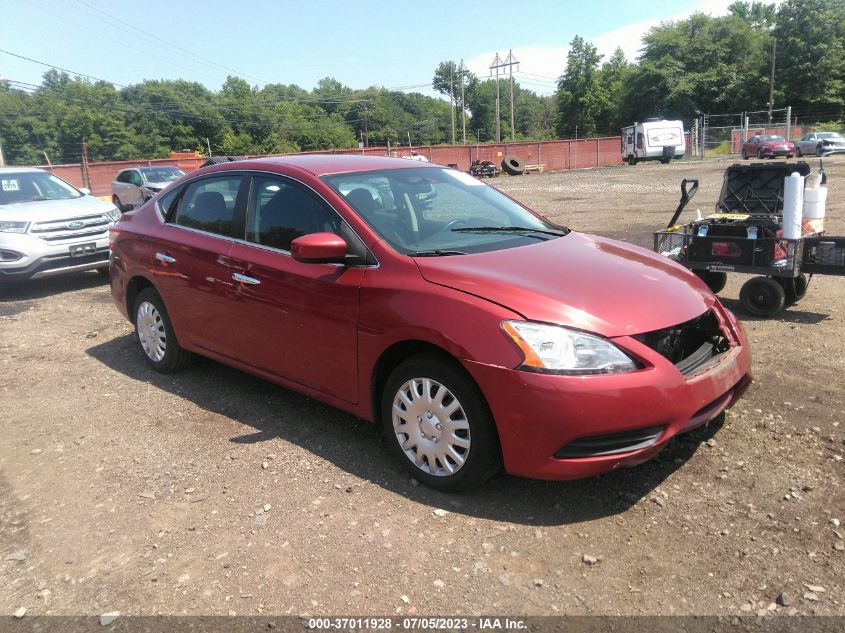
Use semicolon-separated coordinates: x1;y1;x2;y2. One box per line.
108;226;120;250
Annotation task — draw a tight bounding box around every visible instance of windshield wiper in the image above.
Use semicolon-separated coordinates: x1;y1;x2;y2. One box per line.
410;249;468;257
451;225;568;237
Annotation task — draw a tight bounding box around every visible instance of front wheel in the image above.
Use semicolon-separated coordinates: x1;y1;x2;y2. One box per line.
741;150;748;160
695;270;728;294
381;355;501;492
112;195;124;212
740;276;785;317
627;154;637;166
133;288;193;373
795;147;803;157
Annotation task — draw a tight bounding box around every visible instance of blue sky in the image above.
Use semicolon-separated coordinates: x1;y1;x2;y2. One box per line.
1;0;741;97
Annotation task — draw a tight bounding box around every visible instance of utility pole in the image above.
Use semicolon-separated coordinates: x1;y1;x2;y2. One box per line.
362;100;369;147
459;59;467;144
768;38;776;125
490;51;519;142
505;50;519;141
81;141;91;190
449;66;456;145
489;52;503;143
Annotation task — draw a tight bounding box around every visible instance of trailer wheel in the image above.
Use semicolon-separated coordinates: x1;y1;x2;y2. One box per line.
501;156;524;175
740;277;785;317
627;154;637;166
779;273;809;305
695;270;728;294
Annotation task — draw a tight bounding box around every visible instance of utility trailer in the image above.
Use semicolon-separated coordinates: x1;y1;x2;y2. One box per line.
653;161;845;317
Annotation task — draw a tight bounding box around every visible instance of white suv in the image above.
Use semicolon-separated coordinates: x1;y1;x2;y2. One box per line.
0;167;121;288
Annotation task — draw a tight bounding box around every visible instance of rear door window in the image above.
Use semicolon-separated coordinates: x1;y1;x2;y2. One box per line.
173;176;243;237
246;177;341;251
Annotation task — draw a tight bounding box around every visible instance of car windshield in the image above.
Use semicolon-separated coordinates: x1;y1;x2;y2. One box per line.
760;135;785;142
818;132;843;140
141;167;184;182
0;171;82;205
322;167;568;255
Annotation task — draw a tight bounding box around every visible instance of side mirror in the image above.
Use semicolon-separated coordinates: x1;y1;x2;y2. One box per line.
291;232;348;264
78;187;90;196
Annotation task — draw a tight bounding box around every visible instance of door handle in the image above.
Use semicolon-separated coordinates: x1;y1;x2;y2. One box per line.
154;252;176;264
232;272;260;285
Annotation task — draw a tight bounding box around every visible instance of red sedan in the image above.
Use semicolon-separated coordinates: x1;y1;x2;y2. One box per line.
109;155;752;491
741;134;795;159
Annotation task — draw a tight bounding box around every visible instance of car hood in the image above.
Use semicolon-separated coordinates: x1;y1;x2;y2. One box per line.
0;194;114;222
414;232;715;338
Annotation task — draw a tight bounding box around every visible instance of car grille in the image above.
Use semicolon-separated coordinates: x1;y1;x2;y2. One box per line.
633;310;730;376
29;213;111;242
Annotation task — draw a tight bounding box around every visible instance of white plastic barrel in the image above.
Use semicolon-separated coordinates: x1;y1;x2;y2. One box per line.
803;186;827;219
782;172;804;240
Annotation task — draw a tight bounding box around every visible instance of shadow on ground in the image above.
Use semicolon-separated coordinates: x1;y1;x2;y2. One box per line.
86;334;725;526
0;271;109;303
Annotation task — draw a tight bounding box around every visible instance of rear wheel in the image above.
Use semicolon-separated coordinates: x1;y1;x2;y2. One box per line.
757;149;764;159
133;288;193;373
627;154;637;166
780;273;809;305
740;276;785;317
694;270;728;294
381;354;501;492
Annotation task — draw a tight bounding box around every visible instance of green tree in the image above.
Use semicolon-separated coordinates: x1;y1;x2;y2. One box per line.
555;36;606;138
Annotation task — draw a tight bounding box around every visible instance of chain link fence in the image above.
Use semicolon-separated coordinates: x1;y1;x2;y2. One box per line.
689;107;798;158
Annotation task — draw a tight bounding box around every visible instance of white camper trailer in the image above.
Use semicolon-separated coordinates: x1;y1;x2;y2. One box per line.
621;119;686;165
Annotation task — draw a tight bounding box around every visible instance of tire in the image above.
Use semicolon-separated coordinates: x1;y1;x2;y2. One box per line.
96;266;111;278
795;147;802;157
757;149;764;160
627;154;637;166
133;288;193;373
740;276;786;318
694;270;728;294
501;155;524;176
381;354;502;492
112;195;124;212
741;150;748;160
780;273;809;305
817;143;824;156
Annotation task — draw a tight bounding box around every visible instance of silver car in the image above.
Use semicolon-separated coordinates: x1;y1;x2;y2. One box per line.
794;131;845;157
111;166;184;211
0;168;120;288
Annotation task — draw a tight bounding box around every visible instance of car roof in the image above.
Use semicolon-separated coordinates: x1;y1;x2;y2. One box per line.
0;167;45;175
231;154;440;177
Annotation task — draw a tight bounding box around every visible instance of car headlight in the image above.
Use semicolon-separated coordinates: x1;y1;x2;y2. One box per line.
502;320;637;375
105;207;121;222
0;221;29;233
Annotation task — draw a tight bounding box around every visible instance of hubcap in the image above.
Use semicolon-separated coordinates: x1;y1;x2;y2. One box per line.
392;377;470;477
136;300;166;362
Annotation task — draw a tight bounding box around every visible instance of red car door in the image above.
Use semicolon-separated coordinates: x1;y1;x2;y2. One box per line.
227;175;364;403
148;173;246;357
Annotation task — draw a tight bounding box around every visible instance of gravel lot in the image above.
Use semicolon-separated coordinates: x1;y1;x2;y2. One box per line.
1;157;843;619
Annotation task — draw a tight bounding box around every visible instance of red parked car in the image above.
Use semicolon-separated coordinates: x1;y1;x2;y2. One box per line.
109;155;752;491
741;134;795;159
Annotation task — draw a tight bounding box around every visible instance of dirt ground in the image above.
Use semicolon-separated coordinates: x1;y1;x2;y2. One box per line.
1;157;843;620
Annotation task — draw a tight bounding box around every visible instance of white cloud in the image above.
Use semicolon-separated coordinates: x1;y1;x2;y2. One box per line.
463;0;784;95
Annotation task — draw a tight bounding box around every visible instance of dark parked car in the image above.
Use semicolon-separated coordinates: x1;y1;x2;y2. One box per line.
741;135;794;160
109;155;752;491
112;166;184;211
